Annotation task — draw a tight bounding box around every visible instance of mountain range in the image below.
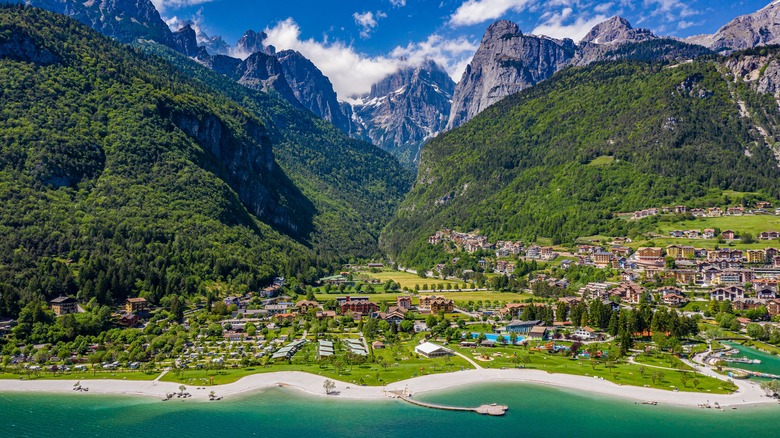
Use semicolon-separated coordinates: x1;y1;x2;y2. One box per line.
382;51;780;267
9;0;780;166
5;0;780;311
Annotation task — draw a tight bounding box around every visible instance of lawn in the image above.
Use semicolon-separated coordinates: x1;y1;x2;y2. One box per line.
451;344;735;394
633;353;693;371
360;270;462;289
655;215;780;237
162;336;473;387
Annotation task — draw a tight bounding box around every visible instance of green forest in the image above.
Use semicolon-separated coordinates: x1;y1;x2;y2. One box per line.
383;56;780;267
0;5;409;319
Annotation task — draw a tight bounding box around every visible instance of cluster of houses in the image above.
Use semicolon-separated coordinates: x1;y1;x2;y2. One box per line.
576;244;780;279
628;202;778;220
49;295;150;328
668;229;718;239
428;229;558;261
217;294;456;344
666;229;779;241
574;279;780;318
428;229;495;253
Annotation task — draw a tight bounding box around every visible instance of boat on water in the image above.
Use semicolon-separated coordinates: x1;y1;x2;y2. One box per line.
721;356;761;364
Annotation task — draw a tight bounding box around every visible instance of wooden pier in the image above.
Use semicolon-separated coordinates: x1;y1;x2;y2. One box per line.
387;390;508;416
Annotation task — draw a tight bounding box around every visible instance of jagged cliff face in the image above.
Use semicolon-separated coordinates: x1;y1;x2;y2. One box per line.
446;20;577;130
12;0;177;48
200;33;230;55
275;50;352;133
350;60;455;164
195;50;302;108
581;16;656;45
168;109;288;226
687;2;780;52
447;17;670;129
235;29;267;55
723;52;780;161
173;25;199;57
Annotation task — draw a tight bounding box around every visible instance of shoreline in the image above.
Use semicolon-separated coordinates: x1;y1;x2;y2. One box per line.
0;368;776;409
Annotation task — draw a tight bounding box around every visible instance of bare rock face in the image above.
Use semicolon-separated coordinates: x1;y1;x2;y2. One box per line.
724;53;780;96
447;17;680;130
173;24;199;57
200;33;230;56
235;29;267;56
581;16;656;45
351;60;455;164
446;20;577;130
195;50;302;109
238;52;300;104
688;1;780;52
16;0;177;49
169;109;284;224
0;30;58;65
275;50;352;132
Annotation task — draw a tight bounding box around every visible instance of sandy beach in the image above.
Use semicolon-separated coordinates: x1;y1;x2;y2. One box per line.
0;368;775;409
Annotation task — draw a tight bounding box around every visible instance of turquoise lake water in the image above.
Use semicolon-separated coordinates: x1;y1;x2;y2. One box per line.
721;341;780;375
1;382;778;437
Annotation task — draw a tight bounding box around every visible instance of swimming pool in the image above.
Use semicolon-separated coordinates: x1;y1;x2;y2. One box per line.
463;332;524;345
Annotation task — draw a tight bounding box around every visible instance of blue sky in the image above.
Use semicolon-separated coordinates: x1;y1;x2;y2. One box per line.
154;0;775;97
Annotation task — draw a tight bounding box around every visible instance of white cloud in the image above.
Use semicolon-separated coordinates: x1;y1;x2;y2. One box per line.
531;7;608;41
390;34;479;81
390;0;407;6
594;2;615;13
449;0;534;27
676;20;703;31
164;9;211;40
265;18;399;97
264;18;479;98
643;0;698;21
353;11;387;38
152;0;215;13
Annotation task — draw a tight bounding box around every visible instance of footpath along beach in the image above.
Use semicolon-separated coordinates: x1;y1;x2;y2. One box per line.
0;368;774;408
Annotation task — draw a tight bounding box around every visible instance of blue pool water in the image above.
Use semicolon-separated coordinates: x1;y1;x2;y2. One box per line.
464;332;524;344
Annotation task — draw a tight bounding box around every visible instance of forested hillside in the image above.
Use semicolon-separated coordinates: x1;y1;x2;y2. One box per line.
0;5;409;320
383;56;780;268
136;42;413;257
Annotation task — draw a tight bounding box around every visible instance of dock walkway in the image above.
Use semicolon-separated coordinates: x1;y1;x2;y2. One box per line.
387;390;508;416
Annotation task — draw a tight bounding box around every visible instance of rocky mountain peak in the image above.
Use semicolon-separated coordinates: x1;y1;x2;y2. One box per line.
173;24;199;57
350;59;456;165
482;20;522;42
687;1;780;52
275;49;351;132
6;0;178;50
581;16;656;45
236;29;267;55
200;33;230;56
446;19;577;130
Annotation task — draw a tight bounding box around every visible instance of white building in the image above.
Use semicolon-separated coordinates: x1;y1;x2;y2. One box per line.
573;327;596;340
414;342;452;358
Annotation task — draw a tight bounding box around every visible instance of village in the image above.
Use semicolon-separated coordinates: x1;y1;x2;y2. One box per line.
4;203;780;398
